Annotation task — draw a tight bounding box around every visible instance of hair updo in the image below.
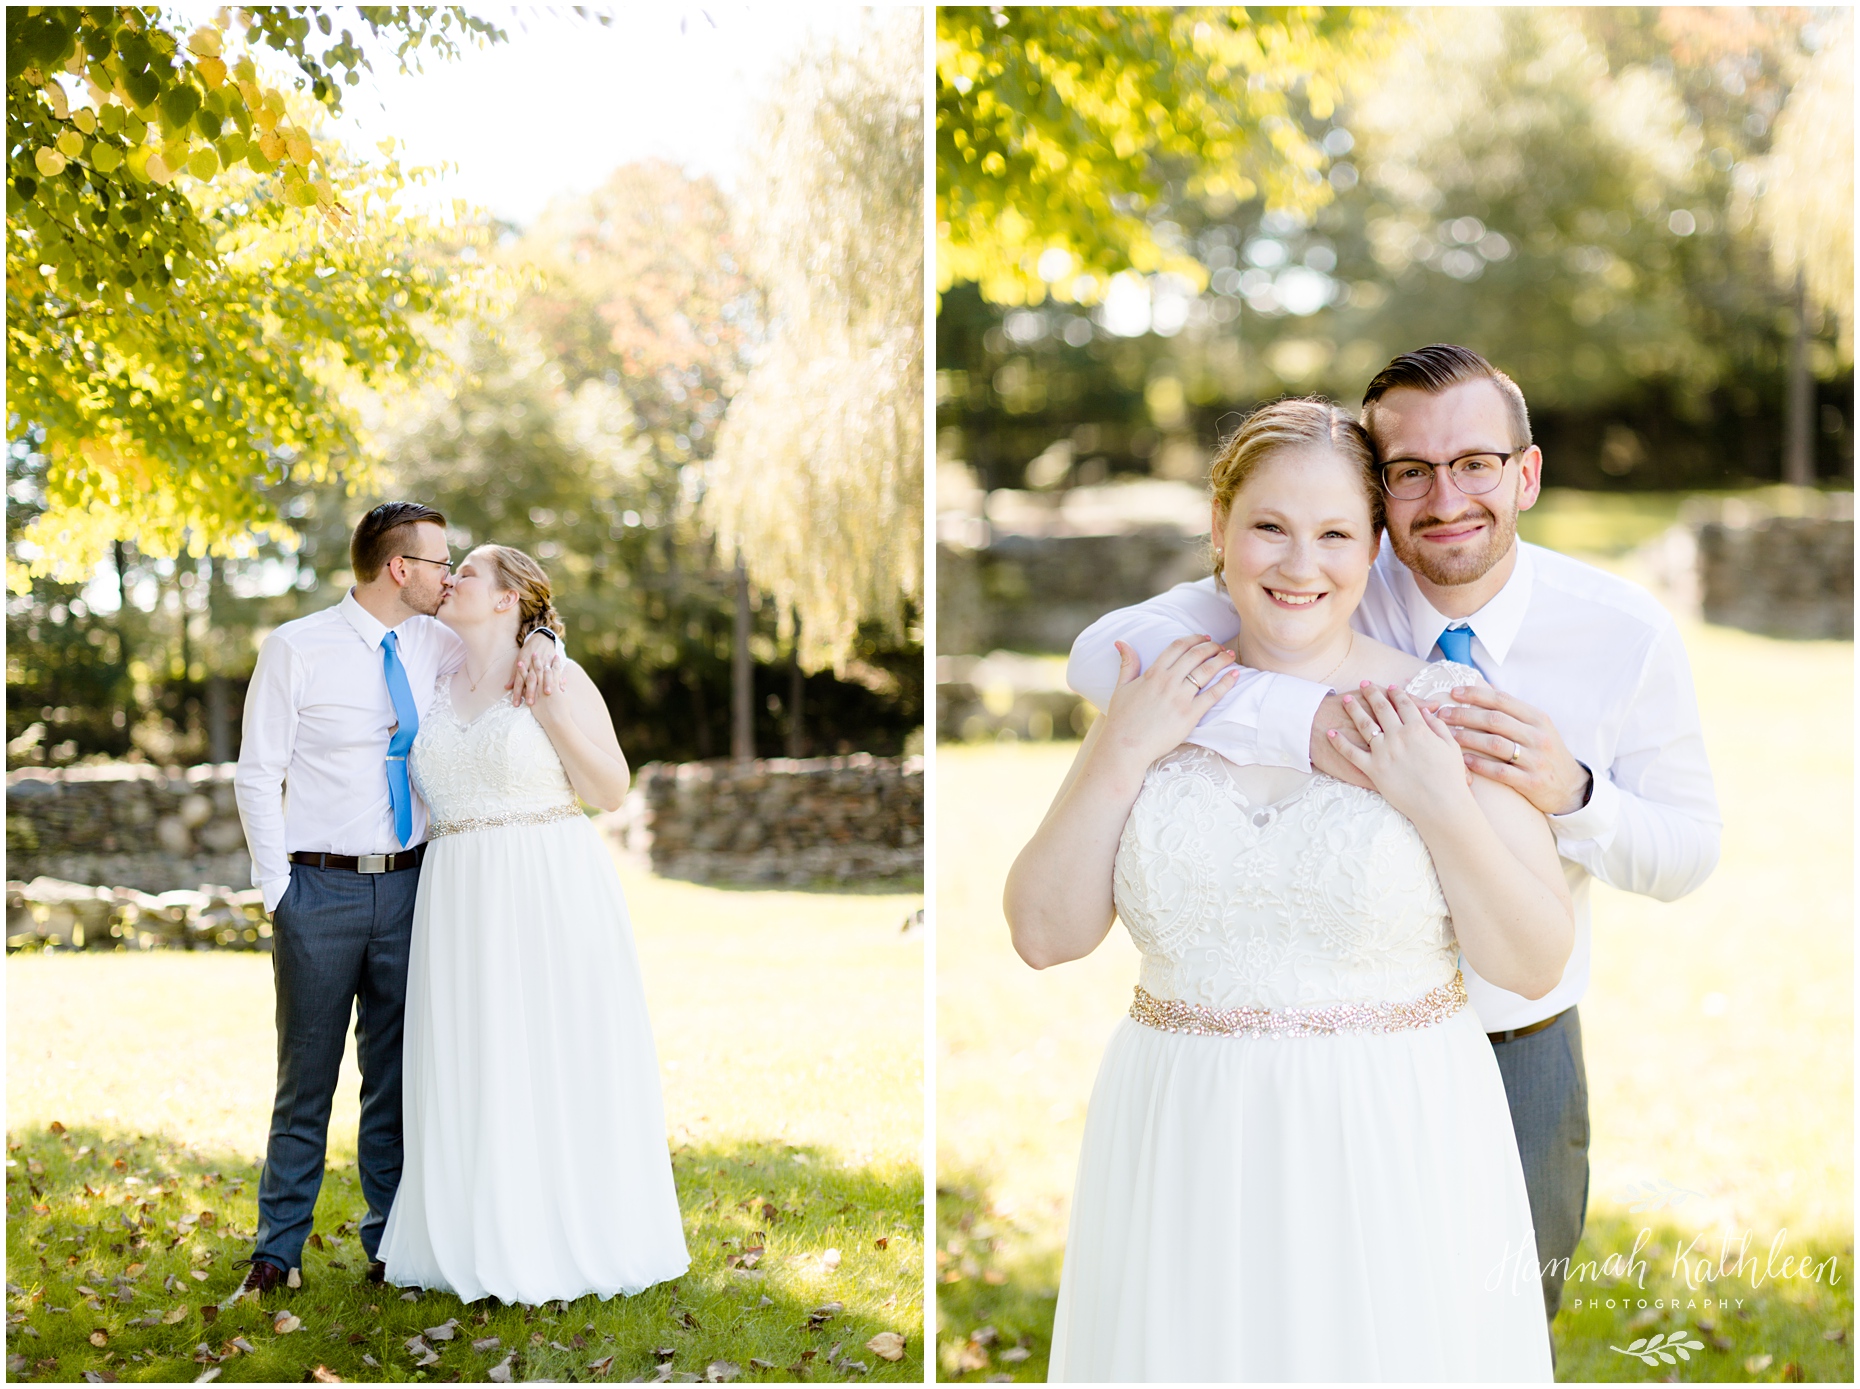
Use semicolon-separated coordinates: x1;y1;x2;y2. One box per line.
473;544;563;648
1208;397;1382;581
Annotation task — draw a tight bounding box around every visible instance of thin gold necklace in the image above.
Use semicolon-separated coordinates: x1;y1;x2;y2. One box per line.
460;655;512;692
1316;632;1354;686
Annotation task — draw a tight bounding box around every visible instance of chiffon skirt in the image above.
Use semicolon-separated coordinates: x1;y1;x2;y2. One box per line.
1049;1007;1553;1382
377;816;689;1303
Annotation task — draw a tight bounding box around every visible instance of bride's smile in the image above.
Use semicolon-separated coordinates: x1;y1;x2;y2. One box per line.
1213;443;1382;681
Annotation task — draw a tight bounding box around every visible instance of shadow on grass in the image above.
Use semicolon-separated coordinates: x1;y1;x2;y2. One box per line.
934;1175;1856;1384
933;1174;1061;1383
1551;1209;1852;1383
6;1123;922;1383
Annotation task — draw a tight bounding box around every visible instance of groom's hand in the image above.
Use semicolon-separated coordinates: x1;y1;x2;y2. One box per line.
1309;691;1376;790
508;632;567;706
1438;685;1592;815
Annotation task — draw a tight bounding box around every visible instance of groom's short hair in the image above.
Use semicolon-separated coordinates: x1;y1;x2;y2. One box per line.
351;501;447;583
1360;345;1533;453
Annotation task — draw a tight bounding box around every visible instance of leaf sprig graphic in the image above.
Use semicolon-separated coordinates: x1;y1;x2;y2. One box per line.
1611;1329;1707;1366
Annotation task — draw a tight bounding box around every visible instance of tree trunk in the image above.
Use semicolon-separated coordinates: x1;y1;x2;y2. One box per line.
113;540;135;739
786;607;806;759
731;552;754;763
1785;270;1815;487
207;677;231;765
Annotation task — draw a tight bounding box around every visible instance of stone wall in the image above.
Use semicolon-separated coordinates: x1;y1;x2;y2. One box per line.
611;755;924;886
6;753;924;931
6;763;253;893
6;878;269;953
1688;495;1853;639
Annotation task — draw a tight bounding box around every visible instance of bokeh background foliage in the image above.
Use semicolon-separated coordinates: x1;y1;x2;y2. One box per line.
938;6;1852;496
8;8;924;771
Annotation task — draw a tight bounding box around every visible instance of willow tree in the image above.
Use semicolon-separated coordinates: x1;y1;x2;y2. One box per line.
1759;12;1853;485
5;6;503;589
705;13;924;683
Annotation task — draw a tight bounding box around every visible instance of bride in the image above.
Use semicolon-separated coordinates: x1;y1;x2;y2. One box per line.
376;544;689;1303
1004;398;1569;1381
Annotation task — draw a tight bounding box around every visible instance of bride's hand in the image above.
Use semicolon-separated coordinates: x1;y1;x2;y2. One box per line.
1324;683;1472;826
1095;636;1241;772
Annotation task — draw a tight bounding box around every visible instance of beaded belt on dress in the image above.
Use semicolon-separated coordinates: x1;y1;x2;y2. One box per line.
1130;970;1467;1038
427;803;582;839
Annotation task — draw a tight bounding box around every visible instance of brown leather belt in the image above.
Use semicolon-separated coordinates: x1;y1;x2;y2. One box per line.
288;846;426;874
1488;1006;1570;1044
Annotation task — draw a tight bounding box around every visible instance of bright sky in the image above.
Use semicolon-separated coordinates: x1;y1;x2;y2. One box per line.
329;4;883;227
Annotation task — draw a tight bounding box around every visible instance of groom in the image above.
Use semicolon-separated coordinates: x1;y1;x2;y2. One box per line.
1067;344;1721;1332
231;502;563;1298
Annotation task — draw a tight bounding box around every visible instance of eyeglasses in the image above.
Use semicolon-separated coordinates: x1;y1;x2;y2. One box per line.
396;554;455;575
1379;447;1524;500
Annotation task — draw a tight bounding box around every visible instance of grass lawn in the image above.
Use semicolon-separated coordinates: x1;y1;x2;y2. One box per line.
935;613;1852;1382
6;861;925;1383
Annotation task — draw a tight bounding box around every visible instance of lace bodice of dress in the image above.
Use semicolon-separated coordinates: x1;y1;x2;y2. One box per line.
1112;660;1482;1010
410;674;577;825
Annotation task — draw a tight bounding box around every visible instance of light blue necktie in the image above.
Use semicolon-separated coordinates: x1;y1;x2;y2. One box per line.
1435;623;1476;670
381;630;419;848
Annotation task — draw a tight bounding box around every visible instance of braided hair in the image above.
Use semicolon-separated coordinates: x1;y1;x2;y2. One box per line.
474;544;563;648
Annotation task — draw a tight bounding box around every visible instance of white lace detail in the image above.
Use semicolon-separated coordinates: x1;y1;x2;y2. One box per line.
1112;661;1475;1011
410;677;578;831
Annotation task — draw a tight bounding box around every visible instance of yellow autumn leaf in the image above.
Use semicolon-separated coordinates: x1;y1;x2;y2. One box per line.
198;56;227;88
34;147;67;177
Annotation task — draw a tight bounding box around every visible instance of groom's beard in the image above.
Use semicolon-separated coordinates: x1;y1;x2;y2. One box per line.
1389;497;1519;588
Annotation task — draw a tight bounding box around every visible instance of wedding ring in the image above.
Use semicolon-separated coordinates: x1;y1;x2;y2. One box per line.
1186;672;1205;690
1368;726;1383;739
1508;739;1521;764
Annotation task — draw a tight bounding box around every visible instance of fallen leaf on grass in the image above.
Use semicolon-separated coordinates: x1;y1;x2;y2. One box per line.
587;1353;614;1376
1826;1328;1849;1343
77;1285;100;1297
307;1234;323;1251
1782;1364;1804;1383
361;1355;379;1368
274;1313;302;1334
89;1330;109;1347
472;1336;501;1353
200;1305;217;1326
189;1270;209;1282
27;1161;44;1176
806;1301;843;1327
999;1346;1031;1363
311;1366;341;1382
486;1352;515;1382
705;1361;739;1382
873;1237;888;1251
530;1331;546;1346
193;1370;220;1384
399;1291;418;1302
1745;1355;1773;1374
424;1318;462;1341
123;1264;145;1279
865;1333;905;1362
230;1338;256;1355
162;1305;189;1324
748;1360;777;1371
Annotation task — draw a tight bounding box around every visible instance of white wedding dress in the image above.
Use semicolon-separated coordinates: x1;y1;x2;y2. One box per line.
377;670;689;1303
1048;662;1552;1382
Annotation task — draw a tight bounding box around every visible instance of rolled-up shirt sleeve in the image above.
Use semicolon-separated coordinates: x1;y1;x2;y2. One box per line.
234;634;302;913
1548;622;1721;901
1065;578;1332;770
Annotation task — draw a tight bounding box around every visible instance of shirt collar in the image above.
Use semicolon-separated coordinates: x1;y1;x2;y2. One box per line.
339;588;390;650
1395;541;1535;668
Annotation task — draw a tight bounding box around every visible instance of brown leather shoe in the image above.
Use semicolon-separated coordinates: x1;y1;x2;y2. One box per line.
229;1258;287;1302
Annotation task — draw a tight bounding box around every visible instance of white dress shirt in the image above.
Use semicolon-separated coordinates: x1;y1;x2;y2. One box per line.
235;591;464;912
1067;540;1722;1031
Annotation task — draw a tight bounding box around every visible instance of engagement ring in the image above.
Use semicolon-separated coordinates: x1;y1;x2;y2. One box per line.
1508;739;1521;763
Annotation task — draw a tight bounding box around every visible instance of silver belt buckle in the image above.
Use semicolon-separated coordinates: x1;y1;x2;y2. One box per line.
356;853;389;874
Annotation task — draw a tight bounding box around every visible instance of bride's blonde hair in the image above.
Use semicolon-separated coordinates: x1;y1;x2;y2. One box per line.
1208;397;1381;584
472;544;563;648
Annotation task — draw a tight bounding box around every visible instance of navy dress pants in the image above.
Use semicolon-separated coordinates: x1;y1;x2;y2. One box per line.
252;861;419;1269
